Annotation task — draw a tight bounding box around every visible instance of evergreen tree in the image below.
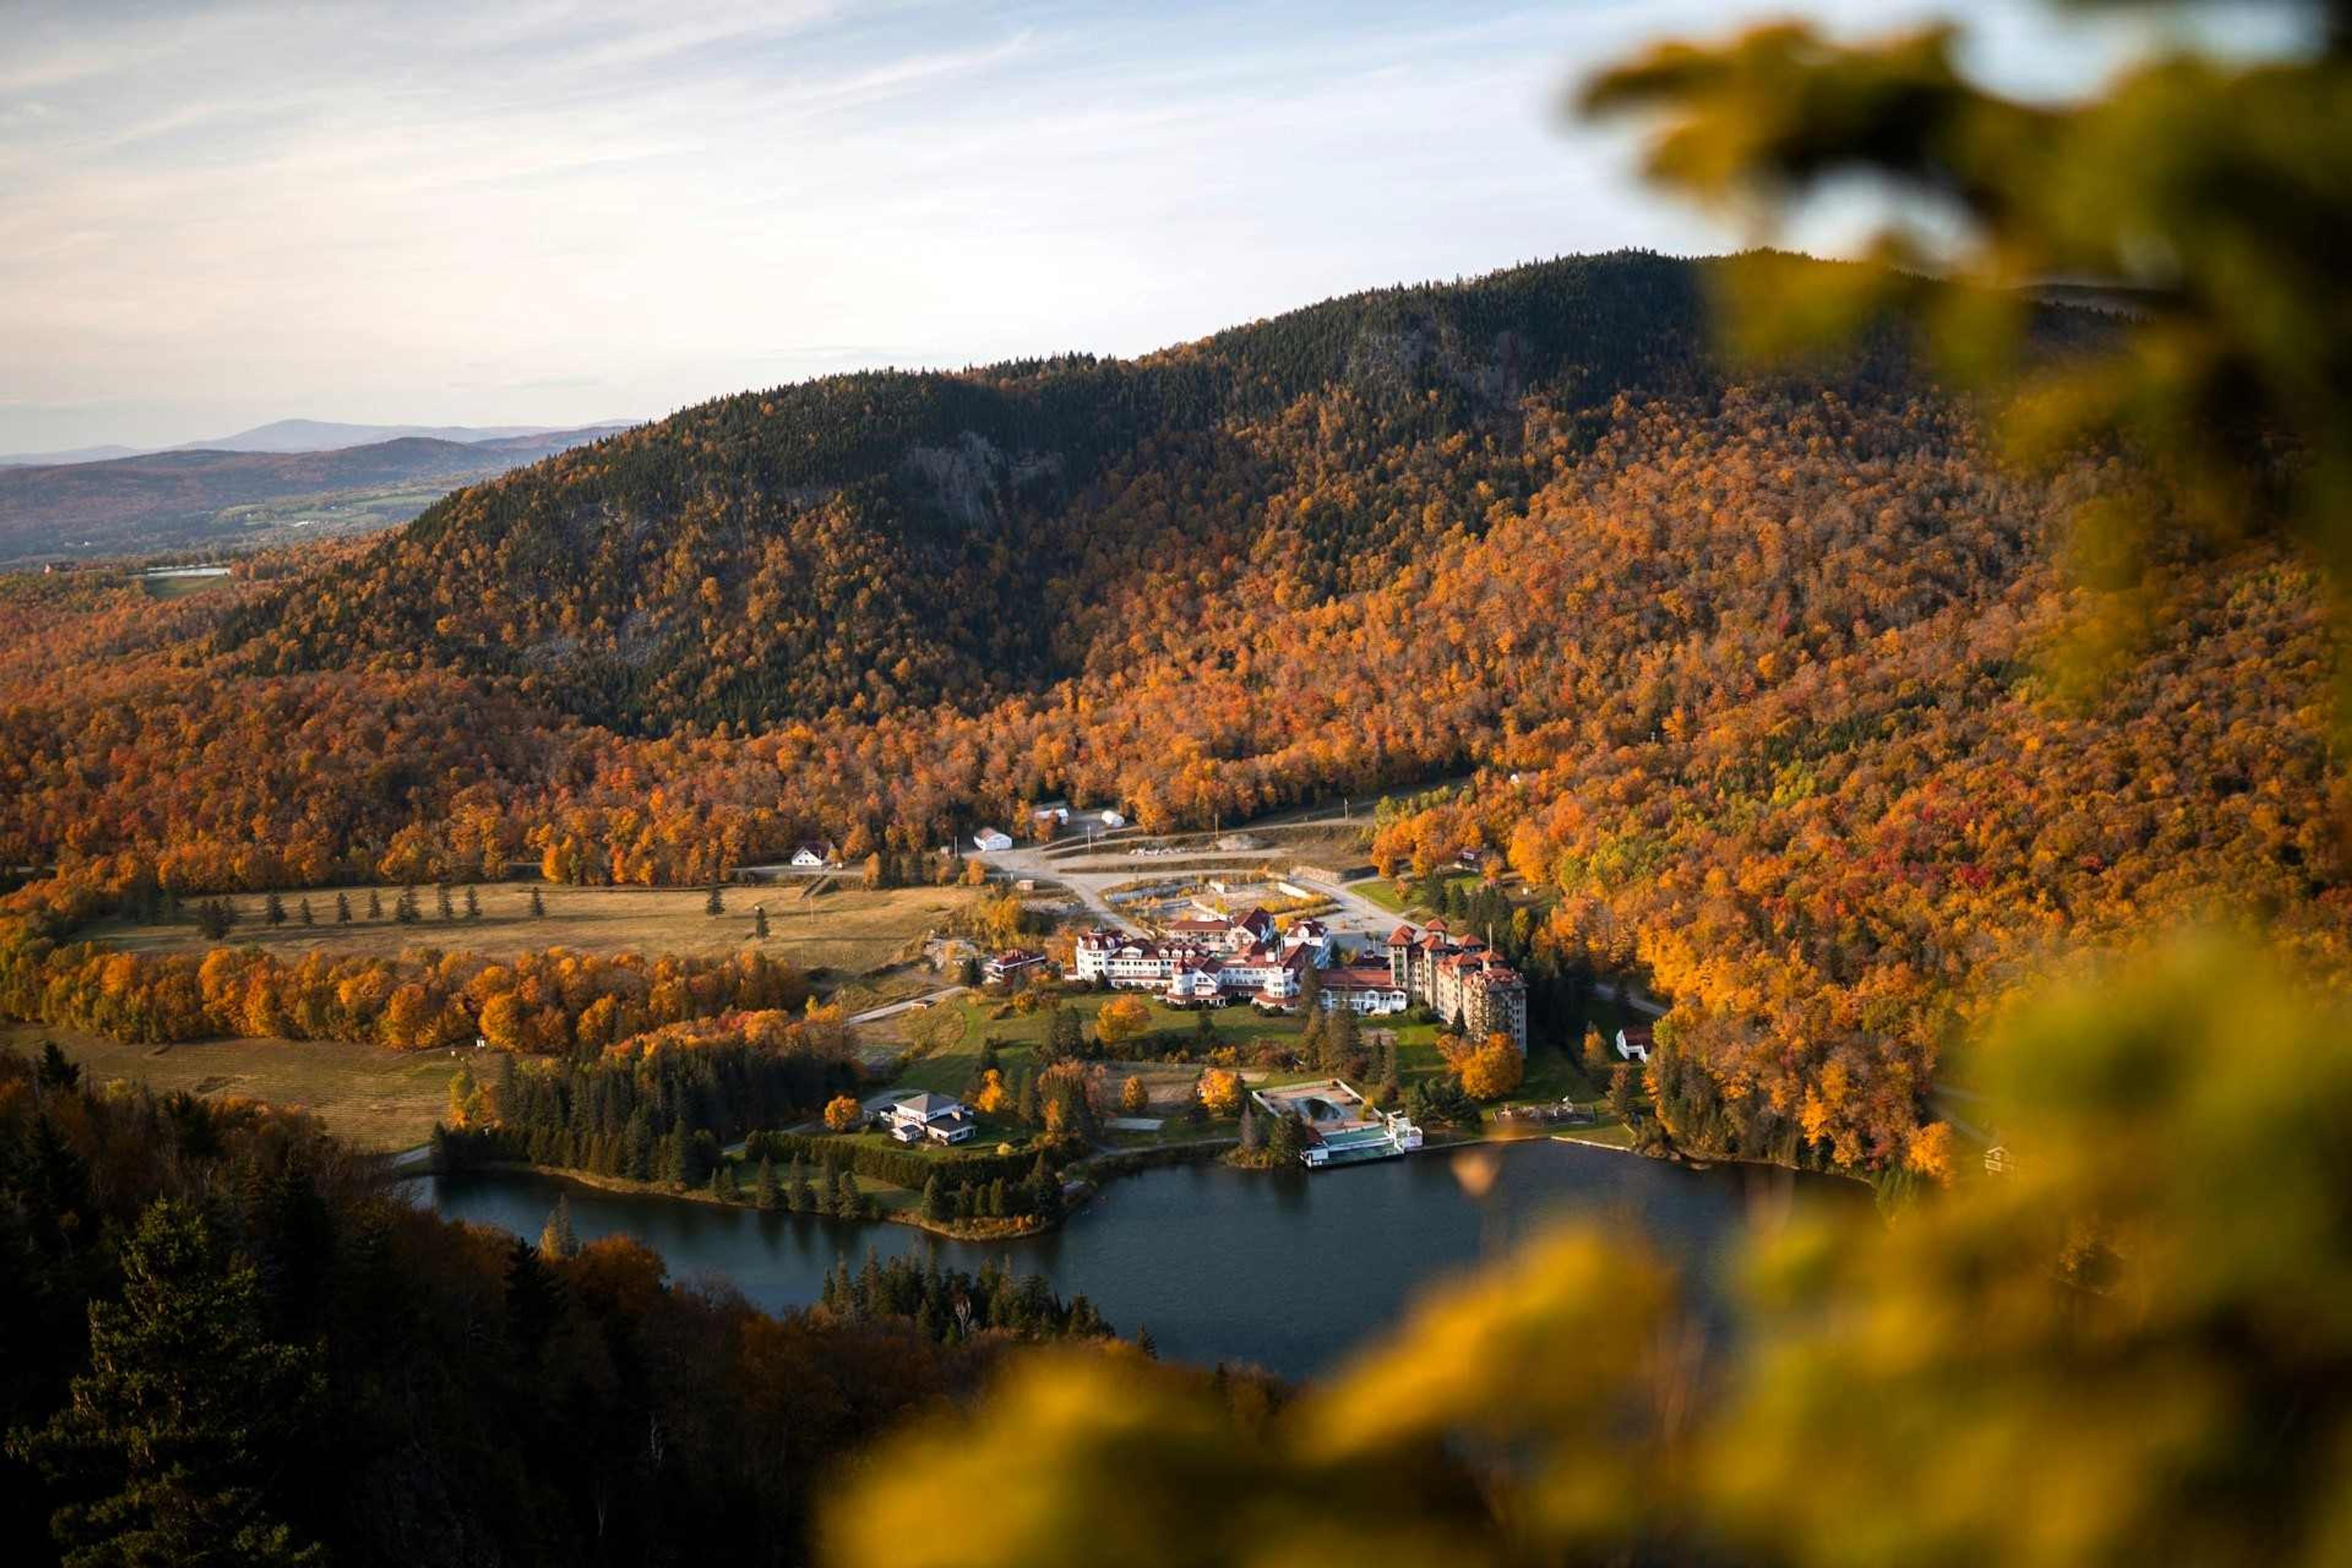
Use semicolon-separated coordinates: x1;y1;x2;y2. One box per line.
1267;1111;1305;1166
463;884;480;921
366;888;383;921
710;1162;739;1202
921;1174;949;1223
434;883;454;922
1238;1102;1264;1153
1330;1004;1362;1065
1027;1155;1061;1222
296;896;314;927
1136;1324;1158;1359
11;1199;324;1567
788;1155;813;1213
263;891;286;928
753;903;769;939
625;1113;655;1180
37;1039;82;1091
503;1235;564;1354
393;886;419;925
706;883;726;917
538;1194;579;1260
1046;1005;1085;1063
664;1121;696;1188
529;886;545;918
334;891;351;924
755;1154;779;1210
196;897;236;940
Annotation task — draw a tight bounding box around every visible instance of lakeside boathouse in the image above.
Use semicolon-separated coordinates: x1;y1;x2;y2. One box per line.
1251;1079;1425;1169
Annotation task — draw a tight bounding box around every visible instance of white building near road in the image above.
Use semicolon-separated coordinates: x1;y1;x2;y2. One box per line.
973;829;1014;853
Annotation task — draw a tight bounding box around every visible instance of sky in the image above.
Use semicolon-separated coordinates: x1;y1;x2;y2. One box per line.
0;0;2313;453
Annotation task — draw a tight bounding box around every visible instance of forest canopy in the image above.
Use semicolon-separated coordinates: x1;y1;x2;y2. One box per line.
1;249;2342;1172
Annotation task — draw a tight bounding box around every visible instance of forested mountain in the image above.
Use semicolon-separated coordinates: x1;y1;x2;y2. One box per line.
1;251;2340;1174
0;1049;1175;1565
219;252;1727;729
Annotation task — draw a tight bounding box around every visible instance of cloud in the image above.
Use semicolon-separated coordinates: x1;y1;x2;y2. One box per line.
1;0;2304;450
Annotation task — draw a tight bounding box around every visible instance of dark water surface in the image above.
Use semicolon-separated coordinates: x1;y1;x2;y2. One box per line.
413;1141;1852;1381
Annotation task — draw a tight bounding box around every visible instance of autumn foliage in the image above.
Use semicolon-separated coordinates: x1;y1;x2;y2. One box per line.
0;932;806;1052
0;254;2340;1175
1457;1035;1524;1101
1196;1068;1243;1116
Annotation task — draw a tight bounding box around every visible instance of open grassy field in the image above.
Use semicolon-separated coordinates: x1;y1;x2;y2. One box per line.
86;881;976;980
887;992;1316;1063
138;572;232;600
855;991;1316;1147
4;1020;454;1152
1351;870;1509;920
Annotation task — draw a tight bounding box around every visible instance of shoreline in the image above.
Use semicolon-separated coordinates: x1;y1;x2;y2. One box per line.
444;1159;1053;1242
412;1121;1868;1246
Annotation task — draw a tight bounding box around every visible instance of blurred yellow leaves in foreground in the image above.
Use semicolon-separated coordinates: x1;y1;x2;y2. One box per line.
827;938;2352;1566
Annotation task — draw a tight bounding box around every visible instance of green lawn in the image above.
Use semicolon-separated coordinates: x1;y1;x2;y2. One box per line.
868;985;1636;1150
1552;1120;1638;1150
913;993;1313;1068
867;992;1319;1149
1350;872;1485;919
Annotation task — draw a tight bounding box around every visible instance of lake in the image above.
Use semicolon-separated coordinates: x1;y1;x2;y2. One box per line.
412;1140;1853;1381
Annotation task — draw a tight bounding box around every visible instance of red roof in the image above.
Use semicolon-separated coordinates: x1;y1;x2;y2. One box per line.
1388;924;1416;944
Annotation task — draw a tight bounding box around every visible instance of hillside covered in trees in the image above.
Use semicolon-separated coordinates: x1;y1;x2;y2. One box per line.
0;1045;1187;1566
1;251;2340;1174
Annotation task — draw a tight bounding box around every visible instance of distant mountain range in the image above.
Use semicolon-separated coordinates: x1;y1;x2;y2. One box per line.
0;421;638;562
0;418;637;468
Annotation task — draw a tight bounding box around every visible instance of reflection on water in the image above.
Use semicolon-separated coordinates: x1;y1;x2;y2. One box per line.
410;1140;1850;1381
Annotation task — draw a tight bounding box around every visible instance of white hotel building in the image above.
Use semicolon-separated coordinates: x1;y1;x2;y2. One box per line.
1070;908;1332;1009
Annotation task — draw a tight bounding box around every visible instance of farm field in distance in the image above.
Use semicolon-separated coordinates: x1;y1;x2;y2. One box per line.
4;1020;454;1153
88;879;976;979
22;881;982;1150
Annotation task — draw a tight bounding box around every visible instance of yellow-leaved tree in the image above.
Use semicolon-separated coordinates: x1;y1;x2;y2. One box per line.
821;4;2352;1564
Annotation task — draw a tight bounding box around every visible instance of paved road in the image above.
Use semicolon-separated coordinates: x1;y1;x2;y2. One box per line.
845;986;968;1025
982;842;1142;930
978;835;1407;957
